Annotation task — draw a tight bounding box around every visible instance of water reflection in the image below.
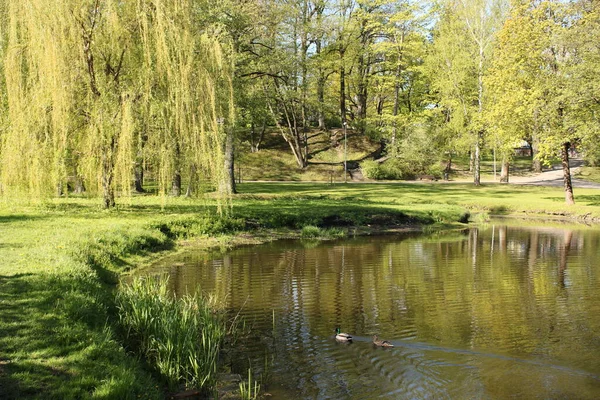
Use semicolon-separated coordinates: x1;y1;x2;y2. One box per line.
145;225;600;399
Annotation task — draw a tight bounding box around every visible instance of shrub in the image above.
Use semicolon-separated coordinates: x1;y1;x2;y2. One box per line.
301;225;321;238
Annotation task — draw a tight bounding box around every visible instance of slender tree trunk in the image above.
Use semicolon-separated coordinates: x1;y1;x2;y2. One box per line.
74;176;86;194
340;47;346;126
134;161;145;192
532;135;542;173
474;137;481;186
315;5;326;130
250;120;266;153
185;164;197;197
300;5;309;161
172;172;181;197
102;137;116;208
392;64;401;147
444;156;452;180
172;144;181;197
500;158;509;183
223;126;236;194
474;42;484;186
561;142;575;205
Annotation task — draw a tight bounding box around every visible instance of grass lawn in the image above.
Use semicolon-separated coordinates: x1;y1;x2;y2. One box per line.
1;181;599;398
575;166;600;183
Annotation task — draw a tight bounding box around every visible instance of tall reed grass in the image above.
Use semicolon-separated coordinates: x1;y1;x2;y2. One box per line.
116;276;224;393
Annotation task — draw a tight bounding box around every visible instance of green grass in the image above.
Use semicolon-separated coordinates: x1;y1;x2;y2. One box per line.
576;166;600;183
1;181;599;398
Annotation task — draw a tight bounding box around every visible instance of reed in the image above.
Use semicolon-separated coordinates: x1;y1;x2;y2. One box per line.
239;368;261;400
116;276;224;393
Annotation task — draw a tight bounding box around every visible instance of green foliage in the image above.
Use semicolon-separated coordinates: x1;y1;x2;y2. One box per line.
239;368;261;400
0;0;234;208
116;276;224;393
301;225;322;238
150;215;246;239
301;225;346;239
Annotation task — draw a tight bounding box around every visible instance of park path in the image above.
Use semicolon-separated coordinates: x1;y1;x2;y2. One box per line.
494;159;600;189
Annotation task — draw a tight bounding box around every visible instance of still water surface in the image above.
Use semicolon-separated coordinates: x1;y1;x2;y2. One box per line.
146;224;600;399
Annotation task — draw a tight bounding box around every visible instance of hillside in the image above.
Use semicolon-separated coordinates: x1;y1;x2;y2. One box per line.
237;128;380;182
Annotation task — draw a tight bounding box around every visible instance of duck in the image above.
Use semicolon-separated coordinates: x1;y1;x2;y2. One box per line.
372;335;394;347
335;327;353;342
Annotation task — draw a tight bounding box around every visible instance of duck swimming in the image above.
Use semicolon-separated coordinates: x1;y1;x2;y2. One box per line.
335;327;353;342
372;335;394;347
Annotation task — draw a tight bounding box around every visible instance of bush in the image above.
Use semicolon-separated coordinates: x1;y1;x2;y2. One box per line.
301;225;321;238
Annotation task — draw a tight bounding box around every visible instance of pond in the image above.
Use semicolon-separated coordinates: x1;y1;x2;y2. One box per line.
144;223;600;399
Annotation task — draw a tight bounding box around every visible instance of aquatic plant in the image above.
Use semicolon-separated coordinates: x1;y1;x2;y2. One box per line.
116;276;224;393
239;368;261;400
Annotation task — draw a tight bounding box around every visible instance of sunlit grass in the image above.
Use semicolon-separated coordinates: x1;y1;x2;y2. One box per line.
576;166;600;183
1;181;599;397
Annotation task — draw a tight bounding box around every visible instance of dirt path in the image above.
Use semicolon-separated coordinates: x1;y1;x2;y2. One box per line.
499;159;600;189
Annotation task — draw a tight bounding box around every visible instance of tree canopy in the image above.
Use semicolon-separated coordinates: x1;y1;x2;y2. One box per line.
1;0;598;206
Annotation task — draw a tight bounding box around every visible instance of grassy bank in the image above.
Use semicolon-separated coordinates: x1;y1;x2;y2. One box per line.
1;181;599;398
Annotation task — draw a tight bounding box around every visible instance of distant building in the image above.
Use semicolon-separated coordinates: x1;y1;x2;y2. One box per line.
514;140;531;157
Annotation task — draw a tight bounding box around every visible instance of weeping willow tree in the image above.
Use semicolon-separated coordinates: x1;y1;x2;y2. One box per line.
0;0;234;208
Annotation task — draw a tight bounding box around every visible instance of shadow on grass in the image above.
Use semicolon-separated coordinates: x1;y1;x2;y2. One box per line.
0;273;160;399
577;195;600;207
0;215;47;224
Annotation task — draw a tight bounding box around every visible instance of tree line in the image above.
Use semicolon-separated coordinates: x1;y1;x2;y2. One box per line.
1;0;598;207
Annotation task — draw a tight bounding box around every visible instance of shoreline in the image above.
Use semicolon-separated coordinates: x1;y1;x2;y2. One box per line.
2;186;600;398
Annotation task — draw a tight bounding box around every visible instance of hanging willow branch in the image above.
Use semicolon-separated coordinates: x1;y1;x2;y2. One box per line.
0;0;234;209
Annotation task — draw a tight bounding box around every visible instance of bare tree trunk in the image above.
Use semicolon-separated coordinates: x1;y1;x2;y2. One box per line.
172;172;181;197
500;158;509;183
250;120;266;153
74;177;86;194
172;144;181;197
561;142;575;205
102;161;115;208
102;137;116;208
444;155;452;180
392;64;401;147
185;164;197;197
474;137;481;186
340;47;346;127
532;135;542;173
222;126;237;194
134;161;145;192
469;151;474;173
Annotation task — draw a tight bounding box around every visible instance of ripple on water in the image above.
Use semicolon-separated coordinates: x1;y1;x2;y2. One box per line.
144;227;600;399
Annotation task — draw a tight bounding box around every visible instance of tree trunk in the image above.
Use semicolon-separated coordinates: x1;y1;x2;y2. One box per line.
172;143;181;197
340;47;346;127
469;151;474;173
500;158;509;183
250;120;266;153
172;171;181;197
134;161;145;193
444;156;452;180
392;64;401;147
74;177;86;194
185;164;197;197
474;137;481;186
222;126;236;194
102;164;115;208
532;135;542;173
561;142;575;205
102;138;116;208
